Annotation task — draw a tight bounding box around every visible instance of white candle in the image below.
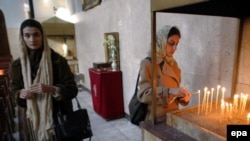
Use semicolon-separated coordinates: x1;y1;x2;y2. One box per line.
241;94;245;114
221;99;225;117
210;88;214;112
244;94;248;112
216;85;221;110
225;102;229;118
242;94;248;114
229;103;232;118
221;87;225;101
198;90;201;115
206;91;210;115
247;113;250;124
233;94;239;112
239;93;244;112
202;87;208;112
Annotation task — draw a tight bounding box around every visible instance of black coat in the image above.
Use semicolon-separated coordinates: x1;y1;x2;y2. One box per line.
10;49;78;117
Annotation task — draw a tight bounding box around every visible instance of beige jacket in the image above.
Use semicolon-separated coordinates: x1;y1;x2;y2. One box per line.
137;57;186;120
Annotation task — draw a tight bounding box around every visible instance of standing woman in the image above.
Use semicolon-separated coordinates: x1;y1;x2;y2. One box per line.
137;25;191;121
10;19;78;141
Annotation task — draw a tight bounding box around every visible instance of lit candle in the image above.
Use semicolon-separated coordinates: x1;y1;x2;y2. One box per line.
216;85;221;110
244;94;248;112
225;102;229;118
221;87;225;101
239;93;244;112
206;91;210;115
229;103;232;118
242;94;248;114
221;99;225;117
0;69;4;75
202;87;208;112
198;90;201;115
247;113;250;124
240;94;243;114
233;94;239;112
210;88;214;112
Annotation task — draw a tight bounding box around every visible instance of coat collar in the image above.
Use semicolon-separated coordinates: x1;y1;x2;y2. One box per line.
157;58;180;85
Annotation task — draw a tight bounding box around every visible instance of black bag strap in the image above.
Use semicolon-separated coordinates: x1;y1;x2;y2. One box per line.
57;97;82;115
75;96;82;109
134;57;151;96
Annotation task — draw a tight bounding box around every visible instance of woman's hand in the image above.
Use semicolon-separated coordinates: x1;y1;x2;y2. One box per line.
19;89;34;99
169;86;191;104
179;92;191;104
30;83;55;94
169;86;188;98
19;83;56;99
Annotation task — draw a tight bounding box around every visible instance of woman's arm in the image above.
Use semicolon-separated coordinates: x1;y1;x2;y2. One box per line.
51;53;78;101
137;58;168;104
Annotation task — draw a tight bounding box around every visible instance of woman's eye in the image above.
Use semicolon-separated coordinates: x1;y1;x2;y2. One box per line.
24;34;30;38
168;42;175;46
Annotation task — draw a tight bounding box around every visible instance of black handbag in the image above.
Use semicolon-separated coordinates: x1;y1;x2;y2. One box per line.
55;97;93;141
128;57;151;125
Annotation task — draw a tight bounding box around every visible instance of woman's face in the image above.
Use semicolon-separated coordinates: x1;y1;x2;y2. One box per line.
22;26;42;50
165;34;180;57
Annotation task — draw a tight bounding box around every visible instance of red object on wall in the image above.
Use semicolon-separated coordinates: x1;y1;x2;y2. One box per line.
89;68;124;120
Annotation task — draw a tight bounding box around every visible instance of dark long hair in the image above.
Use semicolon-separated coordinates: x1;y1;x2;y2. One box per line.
168;26;181;38
20;19;43;37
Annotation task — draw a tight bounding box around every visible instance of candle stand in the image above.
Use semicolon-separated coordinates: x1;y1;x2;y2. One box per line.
166;98;250;141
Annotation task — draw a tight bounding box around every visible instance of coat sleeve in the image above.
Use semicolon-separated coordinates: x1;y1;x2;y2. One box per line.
52;55;78;101
136;59;167;104
9;59;27;108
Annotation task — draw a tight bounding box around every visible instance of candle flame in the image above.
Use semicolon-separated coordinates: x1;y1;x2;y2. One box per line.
0;69;4;75
234;94;239;98
247;113;250;119
204;87;207;91
222;87;225;92
221;99;225;105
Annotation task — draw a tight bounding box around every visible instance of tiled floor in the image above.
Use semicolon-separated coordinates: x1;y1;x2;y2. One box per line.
74;89;142;141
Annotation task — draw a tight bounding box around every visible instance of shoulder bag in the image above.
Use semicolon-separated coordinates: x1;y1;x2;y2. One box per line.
55;97;93;141
128;57;151;125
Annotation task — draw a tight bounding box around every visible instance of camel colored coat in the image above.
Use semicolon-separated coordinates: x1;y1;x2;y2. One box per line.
137;57;186;121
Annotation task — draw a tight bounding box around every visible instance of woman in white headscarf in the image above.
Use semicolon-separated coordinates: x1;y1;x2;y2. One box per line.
137;25;191;121
10;19;78;141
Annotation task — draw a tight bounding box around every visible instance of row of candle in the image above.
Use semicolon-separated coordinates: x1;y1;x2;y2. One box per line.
233;93;249;114
196;85;226;115
195;85;249;115
194;85;250;123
